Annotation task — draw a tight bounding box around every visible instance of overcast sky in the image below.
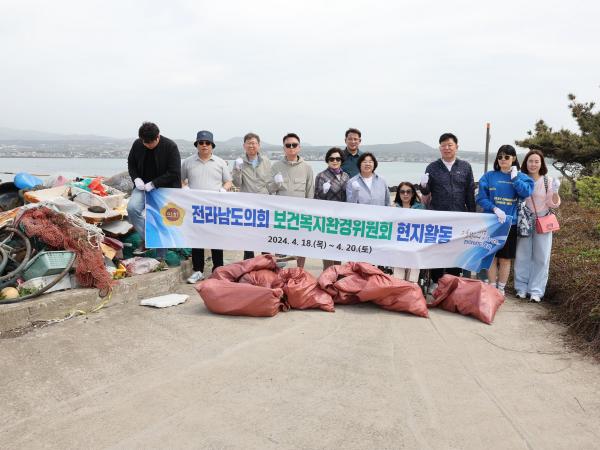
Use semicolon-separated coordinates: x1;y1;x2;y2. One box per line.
1;0;599;150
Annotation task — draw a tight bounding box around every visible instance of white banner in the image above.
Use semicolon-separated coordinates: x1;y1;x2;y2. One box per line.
145;189;510;272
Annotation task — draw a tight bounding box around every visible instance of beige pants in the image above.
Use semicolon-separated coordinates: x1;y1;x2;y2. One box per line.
393;267;420;283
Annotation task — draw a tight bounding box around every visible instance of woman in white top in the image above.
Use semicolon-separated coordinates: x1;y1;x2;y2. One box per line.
514;149;561;302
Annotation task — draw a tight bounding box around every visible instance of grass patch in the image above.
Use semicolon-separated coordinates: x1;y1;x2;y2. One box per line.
545;199;600;355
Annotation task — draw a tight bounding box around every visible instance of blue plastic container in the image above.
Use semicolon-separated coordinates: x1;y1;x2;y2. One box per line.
13;172;43;189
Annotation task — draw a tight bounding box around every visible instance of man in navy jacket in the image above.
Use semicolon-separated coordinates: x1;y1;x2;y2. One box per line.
419;133;476;290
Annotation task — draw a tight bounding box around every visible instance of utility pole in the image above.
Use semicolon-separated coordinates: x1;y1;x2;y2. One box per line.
484;123;491;172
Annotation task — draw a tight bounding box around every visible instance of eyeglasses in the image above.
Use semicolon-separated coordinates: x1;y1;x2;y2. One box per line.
399;189;413;195
284;143;299;149
497;154;512;160
197;140;212;146
328;157;342;162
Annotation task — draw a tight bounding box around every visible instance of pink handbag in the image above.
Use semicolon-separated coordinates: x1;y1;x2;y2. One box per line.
535;212;560;233
532;178;559;233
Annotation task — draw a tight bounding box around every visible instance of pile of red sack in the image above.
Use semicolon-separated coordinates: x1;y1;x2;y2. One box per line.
194;255;429;318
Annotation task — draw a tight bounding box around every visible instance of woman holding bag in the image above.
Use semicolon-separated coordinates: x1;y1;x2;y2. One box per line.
514;150;561;302
477;145;534;296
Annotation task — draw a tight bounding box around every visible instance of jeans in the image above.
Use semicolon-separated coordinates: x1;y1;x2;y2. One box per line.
514;231;553;297
126;188;166;259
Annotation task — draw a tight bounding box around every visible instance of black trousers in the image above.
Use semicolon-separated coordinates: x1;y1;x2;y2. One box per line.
243;251;269;260
431;267;462;283
191;248;223;272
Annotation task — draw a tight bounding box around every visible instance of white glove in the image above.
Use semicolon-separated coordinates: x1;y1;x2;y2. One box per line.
182;185;190;190
219;187;227;192
552;178;561;192
144;182;155;192
510;166;518;180
134;178;145;191
420;173;429;188
493;207;506;224
235;158;243;169
274;173;284;183
351;180;360;191
322;181;331;194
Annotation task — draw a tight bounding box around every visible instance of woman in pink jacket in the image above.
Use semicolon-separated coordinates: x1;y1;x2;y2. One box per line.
514;150;561;302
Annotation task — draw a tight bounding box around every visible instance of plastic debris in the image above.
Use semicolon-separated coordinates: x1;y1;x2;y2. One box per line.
140;294;189;308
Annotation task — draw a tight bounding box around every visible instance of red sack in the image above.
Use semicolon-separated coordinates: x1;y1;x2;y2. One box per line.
278;268;335;312
239;269;283;289
358;273;428;318
317;263;365;304
195;279;287;317
430;275;504;324
210;254;277;282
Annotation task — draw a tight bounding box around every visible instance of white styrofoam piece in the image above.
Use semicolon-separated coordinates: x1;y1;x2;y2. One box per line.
140;294;189;308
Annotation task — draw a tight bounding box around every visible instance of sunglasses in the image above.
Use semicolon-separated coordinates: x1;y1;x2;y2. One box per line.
328;157;342;162
197;140;212;146
399;189;413;195
284;143;299;149
497;154;513;160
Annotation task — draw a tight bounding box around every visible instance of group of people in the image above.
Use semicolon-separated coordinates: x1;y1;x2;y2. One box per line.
127;122;560;302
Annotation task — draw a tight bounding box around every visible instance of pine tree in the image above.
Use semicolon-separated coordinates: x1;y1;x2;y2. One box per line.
516;94;600;199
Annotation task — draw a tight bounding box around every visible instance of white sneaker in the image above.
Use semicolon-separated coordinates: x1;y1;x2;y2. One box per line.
530;294;541;303
497;287;505;296
187;271;204;284
516;291;527;299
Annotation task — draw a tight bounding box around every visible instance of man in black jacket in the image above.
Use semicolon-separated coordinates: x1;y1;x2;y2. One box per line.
127;122;181;256
419;132;476;290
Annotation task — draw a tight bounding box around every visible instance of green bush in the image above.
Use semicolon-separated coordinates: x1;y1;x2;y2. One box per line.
576;176;600;208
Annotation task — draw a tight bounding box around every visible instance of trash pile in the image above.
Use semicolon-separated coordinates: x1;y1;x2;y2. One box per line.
195;254;430;318
0;171;186;305
196;256;504;324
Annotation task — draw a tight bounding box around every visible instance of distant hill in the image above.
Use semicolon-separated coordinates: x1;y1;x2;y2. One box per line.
0;126;487;162
0;126;118;141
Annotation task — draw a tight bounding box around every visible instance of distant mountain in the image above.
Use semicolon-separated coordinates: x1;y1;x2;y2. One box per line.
0;126;118;141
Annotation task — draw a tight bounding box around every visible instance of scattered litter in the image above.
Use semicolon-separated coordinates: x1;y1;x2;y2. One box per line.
140;294;189;308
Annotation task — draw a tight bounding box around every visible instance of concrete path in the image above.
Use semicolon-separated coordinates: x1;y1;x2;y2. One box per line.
1;255;599;449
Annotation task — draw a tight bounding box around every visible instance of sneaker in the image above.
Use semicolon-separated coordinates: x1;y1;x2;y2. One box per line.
530;294;541;303
516;291;527;299
497;287;505;296
187;271;205;284
427;282;438;295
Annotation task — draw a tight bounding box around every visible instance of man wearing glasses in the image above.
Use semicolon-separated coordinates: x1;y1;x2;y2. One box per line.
419;132;476;292
341;127;363;177
127;121;181;257
232;132;275;259
182;130;232;283
271;133;314;268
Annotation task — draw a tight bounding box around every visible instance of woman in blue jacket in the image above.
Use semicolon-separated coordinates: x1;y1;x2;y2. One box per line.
476;145;534;296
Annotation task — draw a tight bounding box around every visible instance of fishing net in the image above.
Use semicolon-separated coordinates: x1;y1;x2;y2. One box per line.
17;206;114;296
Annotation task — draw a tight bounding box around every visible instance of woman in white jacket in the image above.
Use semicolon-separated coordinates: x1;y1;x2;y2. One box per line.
514;149;561;302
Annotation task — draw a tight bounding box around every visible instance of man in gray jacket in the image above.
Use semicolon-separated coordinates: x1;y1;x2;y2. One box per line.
232;132;274;259
271;132;314;268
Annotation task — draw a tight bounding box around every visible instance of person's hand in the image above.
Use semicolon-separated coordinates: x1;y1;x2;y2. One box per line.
144;182;155;192
322;181;331;194
552;177;561;192
182;185;190;190
352;180;360;191
219;187;227;192
493;207;506;223
134;178;145;191
510;166;518;180
420;173;429;188
274;173;284;183
235;158;243;169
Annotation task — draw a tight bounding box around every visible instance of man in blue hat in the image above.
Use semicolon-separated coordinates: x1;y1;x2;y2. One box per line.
182;130;232;283
127;121;181;257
